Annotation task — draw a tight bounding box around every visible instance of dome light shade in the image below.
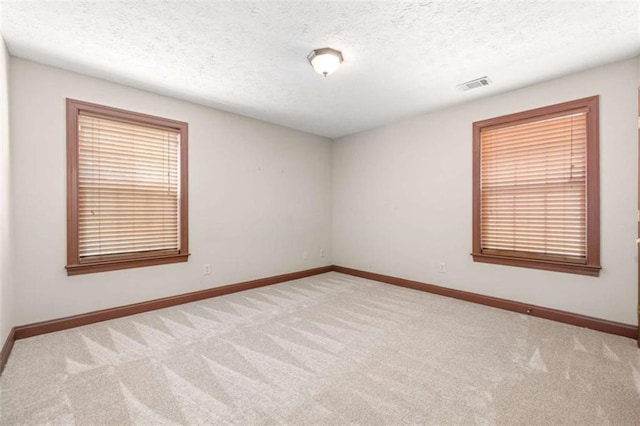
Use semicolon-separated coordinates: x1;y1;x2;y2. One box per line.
307;48;343;77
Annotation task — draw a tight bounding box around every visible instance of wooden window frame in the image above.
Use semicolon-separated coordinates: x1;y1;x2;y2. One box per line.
472;96;601;276
66;99;189;275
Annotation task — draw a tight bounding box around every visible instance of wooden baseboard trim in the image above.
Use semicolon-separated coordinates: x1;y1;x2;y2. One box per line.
0;327;16;375
13;265;332;341
332;265;638;339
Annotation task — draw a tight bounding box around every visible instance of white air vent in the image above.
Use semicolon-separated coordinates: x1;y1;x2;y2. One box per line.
457;76;491;91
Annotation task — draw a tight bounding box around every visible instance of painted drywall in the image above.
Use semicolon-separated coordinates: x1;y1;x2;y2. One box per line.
9;58;332;326
333;57;639;325
0;36;12;343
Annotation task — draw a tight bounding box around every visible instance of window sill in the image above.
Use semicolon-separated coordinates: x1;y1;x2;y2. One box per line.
472;253;601;277
66;253;190;276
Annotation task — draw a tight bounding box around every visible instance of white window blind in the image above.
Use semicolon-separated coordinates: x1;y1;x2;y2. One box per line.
77;113;180;259
480;110;587;261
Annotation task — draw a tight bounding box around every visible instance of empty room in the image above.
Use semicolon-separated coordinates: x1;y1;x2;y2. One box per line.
1;0;639;424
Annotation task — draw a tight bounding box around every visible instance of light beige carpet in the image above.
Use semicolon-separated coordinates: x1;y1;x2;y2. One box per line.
1;272;639;425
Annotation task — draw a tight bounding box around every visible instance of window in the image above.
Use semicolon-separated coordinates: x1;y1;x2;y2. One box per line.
472;96;600;276
66;99;189;275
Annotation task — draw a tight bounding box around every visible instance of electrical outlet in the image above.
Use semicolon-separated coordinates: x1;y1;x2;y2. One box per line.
303;250;309;260
320;249;325;258
203;264;211;275
438;262;446;273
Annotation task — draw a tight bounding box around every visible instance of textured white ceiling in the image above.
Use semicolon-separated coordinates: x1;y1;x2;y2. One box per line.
1;1;639;138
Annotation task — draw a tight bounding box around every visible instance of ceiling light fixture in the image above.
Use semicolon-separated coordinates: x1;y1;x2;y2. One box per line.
307;48;343;77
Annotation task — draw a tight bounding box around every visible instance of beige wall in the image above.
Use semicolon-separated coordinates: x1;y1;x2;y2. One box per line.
9;58;333;326
0;36;13;343
5;54;640;331
333;57;639;325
